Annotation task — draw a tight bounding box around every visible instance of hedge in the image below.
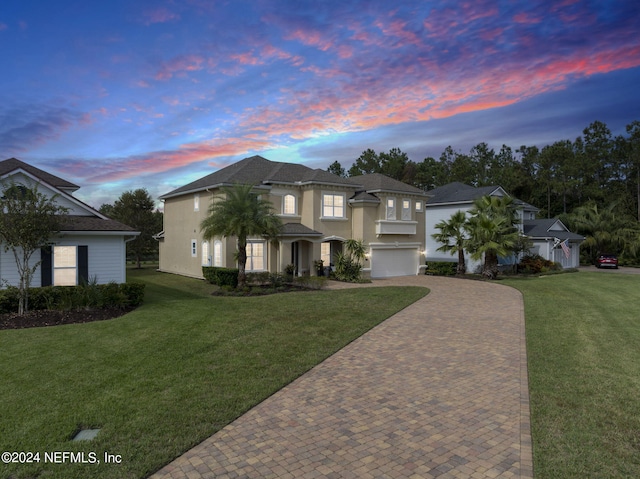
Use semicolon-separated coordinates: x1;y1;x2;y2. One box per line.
425;261;458;276
202;266;239;288
0;282;145;314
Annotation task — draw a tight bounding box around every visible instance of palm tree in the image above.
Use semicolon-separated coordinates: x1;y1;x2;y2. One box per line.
564;202;637;263
465;195;520;279
200;184;282;288
431;210;468;274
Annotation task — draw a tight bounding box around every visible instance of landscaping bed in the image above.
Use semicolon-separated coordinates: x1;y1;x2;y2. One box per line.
0;307;134;330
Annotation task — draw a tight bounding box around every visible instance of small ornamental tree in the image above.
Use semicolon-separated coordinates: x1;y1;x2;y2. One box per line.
0;182;68;314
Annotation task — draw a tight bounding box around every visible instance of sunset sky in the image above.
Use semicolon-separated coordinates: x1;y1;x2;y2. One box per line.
1;0;639;208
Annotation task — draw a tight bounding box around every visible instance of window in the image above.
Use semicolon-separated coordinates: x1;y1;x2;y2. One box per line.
323;193;344;218
191;240;197;258
283;194;296;215
415;201;423;212
194;194;200;212
386;197;396;220
214;240;222;266
201;241;210;266
54;246;77;286
401;199;411;220
246;242;265;271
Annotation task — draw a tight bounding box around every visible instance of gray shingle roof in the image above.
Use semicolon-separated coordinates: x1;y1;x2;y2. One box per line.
280;223;323;237
0;158;79;191
425;182;502;205
349;173;428;196
523;219;584;241
161;155;359;199
59;216;138;233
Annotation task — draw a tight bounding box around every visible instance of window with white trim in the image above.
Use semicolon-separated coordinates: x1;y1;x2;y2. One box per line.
53;246;77;286
214;240;222;266
415;200;423;212
322;193;345;218
402;199;411;220
201;241;210;266
283;194;296;215
191;240;197;258
246;241;265;271
194;194;200;212
386;197;396;220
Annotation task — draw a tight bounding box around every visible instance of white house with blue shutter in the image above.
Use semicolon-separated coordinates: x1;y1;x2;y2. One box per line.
424;182;584;272
0;158;139;287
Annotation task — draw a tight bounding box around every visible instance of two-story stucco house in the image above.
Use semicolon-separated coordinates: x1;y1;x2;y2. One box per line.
0;158;139;287
157;155;428;279
424;182;584;271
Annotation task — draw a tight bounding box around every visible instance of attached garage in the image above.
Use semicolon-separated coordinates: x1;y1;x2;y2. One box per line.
370;245;420;278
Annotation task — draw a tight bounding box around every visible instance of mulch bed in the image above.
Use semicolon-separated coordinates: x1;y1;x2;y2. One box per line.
0;307;135;331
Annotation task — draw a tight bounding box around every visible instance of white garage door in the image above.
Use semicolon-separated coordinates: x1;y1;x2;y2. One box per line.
370;248;418;278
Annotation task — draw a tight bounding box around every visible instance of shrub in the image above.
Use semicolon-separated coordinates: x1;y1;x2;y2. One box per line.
425;261;458;276
519;254;562;274
202;267;239;288
0;282;145;314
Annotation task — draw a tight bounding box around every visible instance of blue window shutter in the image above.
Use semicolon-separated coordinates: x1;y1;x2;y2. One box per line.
78;246;89;284
41;246;52;286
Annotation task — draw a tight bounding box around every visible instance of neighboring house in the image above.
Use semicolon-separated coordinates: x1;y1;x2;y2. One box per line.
157;155;428;279
0;158;139;287
424;182;584;271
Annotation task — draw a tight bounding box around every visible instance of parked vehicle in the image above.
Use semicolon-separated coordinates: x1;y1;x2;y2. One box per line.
596;253;618;269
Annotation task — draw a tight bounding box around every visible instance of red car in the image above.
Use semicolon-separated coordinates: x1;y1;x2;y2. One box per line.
596;254;618;269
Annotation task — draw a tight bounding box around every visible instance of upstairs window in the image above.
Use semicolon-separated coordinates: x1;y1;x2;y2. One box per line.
283;194;296;215
415;200;423;212
194;194;200;212
323;193;344;218
401;199;411;220
386;197;396;220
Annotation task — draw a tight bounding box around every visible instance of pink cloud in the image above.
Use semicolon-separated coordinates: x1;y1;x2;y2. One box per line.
141;7;180;25
155;54;205;80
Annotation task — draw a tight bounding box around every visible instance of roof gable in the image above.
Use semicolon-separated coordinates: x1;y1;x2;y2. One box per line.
523;219;584;240
0;158;79;192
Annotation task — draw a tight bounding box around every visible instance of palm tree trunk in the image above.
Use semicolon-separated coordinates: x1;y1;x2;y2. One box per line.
457;248;466;275
237;238;248;289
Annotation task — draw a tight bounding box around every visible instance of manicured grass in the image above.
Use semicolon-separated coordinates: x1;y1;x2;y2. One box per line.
0;268;428;479
503;272;640;478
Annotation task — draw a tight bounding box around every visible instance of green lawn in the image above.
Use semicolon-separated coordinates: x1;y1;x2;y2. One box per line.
503;272;640;478
0;268;428;479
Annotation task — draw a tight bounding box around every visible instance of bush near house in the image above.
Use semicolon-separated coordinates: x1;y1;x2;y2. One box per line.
0;282;145;314
518;254;562;274
425;261;458;276
202;266;239;288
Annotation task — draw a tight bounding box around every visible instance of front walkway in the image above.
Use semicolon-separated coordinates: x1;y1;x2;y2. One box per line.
150;276;532;478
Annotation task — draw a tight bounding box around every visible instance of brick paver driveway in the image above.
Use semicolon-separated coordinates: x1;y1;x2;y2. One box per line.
151;275;532;478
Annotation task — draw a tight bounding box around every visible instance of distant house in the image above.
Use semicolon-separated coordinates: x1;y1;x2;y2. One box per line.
424;182;584;271
157;155;428;279
0;158;139;287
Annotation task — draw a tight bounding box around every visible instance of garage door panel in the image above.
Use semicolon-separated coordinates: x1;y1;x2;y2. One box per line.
371;248;418;278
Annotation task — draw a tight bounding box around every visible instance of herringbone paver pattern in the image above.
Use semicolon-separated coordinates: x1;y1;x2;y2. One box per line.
150;276;532;478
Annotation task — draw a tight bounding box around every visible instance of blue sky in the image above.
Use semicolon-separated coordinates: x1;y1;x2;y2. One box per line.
1;0;639;208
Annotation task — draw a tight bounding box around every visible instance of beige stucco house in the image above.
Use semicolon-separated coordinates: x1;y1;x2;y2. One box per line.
157;155;428;279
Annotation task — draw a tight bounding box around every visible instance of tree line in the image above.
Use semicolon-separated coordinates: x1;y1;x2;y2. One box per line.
329;120;640;219
328;119;640;263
